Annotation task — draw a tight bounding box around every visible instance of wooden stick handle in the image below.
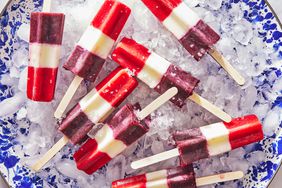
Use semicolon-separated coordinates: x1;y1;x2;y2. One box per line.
189;92;232;123
131;148;179;169
137;87;178;120
196;171;244;186
42;0;52;12
54;76;84;119
31;136;69;171
208;48;245;86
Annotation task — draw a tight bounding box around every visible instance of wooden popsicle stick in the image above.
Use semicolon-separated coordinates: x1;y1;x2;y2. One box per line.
54;76;84;119
208;48;245;86
131;148;179;169
88;88;177;139
42;0;52;12
137;87;178;120
188;92;232;123
196;171;244;186
31;136;69;172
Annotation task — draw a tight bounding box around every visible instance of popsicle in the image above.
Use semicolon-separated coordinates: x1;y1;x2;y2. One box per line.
112;37;231;122
112;166;244;188
32;67;138;171
141;0;245;85
27;0;65;101
131;115;264;169
54;0;131;118
74;87;178;174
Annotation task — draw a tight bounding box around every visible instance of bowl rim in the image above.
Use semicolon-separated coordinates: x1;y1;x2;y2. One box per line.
0;0;282;187
262;2;282;187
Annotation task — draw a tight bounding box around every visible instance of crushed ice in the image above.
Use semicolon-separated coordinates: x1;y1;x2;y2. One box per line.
0;0;281;187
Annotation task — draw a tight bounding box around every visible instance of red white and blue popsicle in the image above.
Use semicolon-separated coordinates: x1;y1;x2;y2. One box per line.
141;0;245;85
112;37;231;122
131;115;264;169
54;0;131;118
112;165;244;188
27;0;65;102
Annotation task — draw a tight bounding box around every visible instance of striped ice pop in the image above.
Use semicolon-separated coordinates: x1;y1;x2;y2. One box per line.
112;165;244;188
140;0;245;86
141;0;220;61
63;0;131;82
112;165;196;188
59;67;138;145
27;12;65;101
131;115;264;169
174;115;264;165
112;37;199;108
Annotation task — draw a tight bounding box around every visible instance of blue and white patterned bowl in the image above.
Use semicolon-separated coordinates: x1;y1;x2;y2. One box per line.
0;0;282;187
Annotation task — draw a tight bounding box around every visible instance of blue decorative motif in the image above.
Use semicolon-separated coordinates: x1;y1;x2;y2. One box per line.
0;0;281;188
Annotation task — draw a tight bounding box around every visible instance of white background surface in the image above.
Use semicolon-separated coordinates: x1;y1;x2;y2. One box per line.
0;0;282;188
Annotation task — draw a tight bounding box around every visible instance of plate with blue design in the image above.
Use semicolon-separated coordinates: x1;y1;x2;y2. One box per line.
0;0;282;187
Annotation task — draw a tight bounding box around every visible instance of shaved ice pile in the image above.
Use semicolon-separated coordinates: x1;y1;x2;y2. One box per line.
0;0;282;187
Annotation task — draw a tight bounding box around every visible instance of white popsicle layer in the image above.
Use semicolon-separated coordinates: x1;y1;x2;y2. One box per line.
77;26;115;59
138;52;171;88
79;89;114;124
145;170;169;188
29;43;61;68
199;122;232;156
94;124;127;158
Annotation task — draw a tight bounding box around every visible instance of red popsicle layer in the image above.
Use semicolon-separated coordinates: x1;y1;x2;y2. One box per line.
27;67;58;102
